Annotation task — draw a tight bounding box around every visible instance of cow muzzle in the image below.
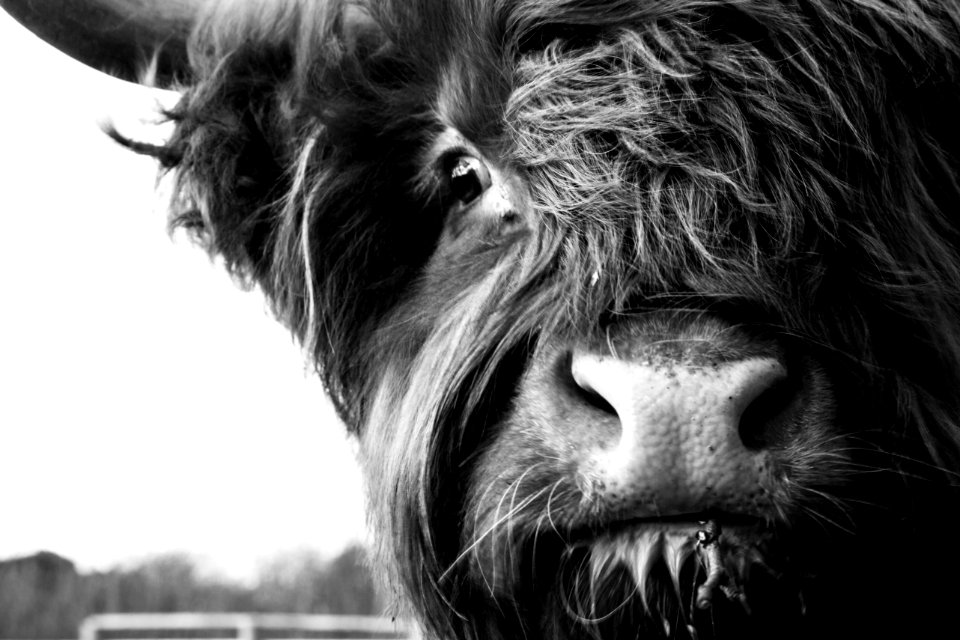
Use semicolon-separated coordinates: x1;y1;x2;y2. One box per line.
571;346;788;517
520;312;804;526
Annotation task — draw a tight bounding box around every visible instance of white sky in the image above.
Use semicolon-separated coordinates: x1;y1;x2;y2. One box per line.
0;11;367;583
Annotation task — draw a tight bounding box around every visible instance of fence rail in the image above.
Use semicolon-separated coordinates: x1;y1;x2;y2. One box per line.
79;613;414;640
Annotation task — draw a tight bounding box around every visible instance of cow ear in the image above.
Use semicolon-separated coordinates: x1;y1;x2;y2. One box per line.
140;4;316;282
159;53;297;284
116;2;391;284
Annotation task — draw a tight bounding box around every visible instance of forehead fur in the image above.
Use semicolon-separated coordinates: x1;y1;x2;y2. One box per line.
148;0;960;437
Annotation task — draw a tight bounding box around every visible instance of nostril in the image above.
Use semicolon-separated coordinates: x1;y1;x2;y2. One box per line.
574;378;619;416
738;373;802;450
568;352;618;416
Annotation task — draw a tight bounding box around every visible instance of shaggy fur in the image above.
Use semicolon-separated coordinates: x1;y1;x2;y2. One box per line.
124;0;960;637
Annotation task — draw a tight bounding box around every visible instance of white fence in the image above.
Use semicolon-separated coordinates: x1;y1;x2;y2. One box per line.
79;613;415;640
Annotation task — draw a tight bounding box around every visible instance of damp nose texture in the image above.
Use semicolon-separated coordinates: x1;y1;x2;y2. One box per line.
572;351;786;515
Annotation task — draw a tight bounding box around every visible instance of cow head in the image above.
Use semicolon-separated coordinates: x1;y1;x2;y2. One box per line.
8;1;960;638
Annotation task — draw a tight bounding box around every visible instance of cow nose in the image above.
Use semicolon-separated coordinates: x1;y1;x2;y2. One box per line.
570;350;793;514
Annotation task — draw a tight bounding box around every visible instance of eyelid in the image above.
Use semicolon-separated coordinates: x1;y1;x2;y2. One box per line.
436;145;475;174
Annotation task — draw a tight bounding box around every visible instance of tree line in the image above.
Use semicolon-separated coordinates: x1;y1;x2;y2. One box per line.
0;546;385;639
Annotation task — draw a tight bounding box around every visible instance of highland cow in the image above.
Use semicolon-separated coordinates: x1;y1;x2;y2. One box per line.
6;0;960;637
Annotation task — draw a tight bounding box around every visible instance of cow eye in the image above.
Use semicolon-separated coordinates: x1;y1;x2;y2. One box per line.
446;154;492;206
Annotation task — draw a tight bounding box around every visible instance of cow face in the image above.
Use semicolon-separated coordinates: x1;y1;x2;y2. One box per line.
8;0;960;638
338;5;960;637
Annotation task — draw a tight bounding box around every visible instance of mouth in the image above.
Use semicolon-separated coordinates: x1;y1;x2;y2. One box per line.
582;513;765;612
584;511;764;544
608;511;761;531
544;513;806;640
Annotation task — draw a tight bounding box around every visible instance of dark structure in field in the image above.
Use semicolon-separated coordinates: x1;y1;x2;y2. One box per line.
6;0;960;638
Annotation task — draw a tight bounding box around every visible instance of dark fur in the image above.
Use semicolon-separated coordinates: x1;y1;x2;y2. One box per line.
127;0;960;637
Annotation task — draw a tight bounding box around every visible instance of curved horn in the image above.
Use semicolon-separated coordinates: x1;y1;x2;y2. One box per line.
0;0;200;84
